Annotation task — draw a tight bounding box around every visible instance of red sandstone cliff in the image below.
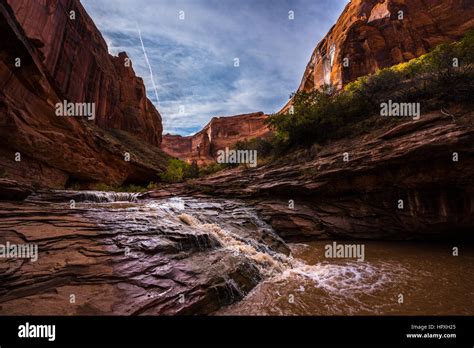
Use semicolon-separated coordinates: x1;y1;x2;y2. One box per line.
6;0;162;146
282;0;474;111
0;0;167;190
162;112;271;166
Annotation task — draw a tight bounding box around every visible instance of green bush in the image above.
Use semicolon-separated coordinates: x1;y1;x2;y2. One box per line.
89;182;160;192
159;158;199;183
185;160;199;179
268;85;370;146
120;184;151;193
234;135;288;160
91;183;114;191
67;181;82;190
160;159;186;183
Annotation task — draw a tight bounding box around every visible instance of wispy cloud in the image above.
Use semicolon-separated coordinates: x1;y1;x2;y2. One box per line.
136;24;160;106
81;0;347;135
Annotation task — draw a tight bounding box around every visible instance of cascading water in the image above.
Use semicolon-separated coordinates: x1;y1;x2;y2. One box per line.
26;190;142;203
179;213;290;276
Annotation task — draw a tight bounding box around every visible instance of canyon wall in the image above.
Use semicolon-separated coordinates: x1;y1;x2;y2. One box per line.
282;0;474;112
0;0;167;191
162;112;271;166
6;0;163;146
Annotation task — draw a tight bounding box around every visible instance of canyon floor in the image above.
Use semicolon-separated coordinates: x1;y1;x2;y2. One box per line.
1;191;473;316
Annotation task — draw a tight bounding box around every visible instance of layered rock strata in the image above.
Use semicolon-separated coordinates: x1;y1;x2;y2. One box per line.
6;0;163;145
0;194;287;315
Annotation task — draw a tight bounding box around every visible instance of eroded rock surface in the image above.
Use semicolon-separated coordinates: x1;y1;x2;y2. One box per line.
0;194;288;315
6;0;163;146
0;179;33;201
0;0;168;189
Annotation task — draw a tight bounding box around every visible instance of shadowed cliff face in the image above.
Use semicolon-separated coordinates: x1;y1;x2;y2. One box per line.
0;0;168;189
281;0;474;113
6;0;163;146
162;112;271;165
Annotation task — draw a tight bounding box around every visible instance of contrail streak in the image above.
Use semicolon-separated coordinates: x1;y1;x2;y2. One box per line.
136;24;160;106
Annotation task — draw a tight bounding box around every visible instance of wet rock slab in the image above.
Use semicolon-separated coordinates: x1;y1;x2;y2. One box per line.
0;195;288;315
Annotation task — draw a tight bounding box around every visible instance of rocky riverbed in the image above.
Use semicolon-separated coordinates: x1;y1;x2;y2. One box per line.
1;190;473;316
0;191;288;315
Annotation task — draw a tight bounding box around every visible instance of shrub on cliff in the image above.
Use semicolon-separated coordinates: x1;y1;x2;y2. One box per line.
268;30;474;147
268;86;370;146
198;163;230;177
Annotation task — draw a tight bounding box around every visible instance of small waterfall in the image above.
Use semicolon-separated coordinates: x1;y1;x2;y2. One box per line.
26;190;142;203
26;192;401;300
74;191;141;203
179;213;293;277
10;192;414;315
25;191;400;298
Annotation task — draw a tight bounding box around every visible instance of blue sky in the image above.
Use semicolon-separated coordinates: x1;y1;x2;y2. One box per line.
82;0;348;135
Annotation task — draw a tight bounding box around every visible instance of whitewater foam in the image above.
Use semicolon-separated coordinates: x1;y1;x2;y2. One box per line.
179;213;406;297
179;213;290;276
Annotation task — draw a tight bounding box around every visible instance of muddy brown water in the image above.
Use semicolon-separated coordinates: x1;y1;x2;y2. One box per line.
218;241;474;315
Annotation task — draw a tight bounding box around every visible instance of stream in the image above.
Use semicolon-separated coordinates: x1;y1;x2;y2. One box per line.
0;191;473;315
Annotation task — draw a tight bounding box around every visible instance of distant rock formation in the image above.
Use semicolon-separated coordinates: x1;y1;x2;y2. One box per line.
162;112;271;166
282;0;474;111
0;0;167;190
